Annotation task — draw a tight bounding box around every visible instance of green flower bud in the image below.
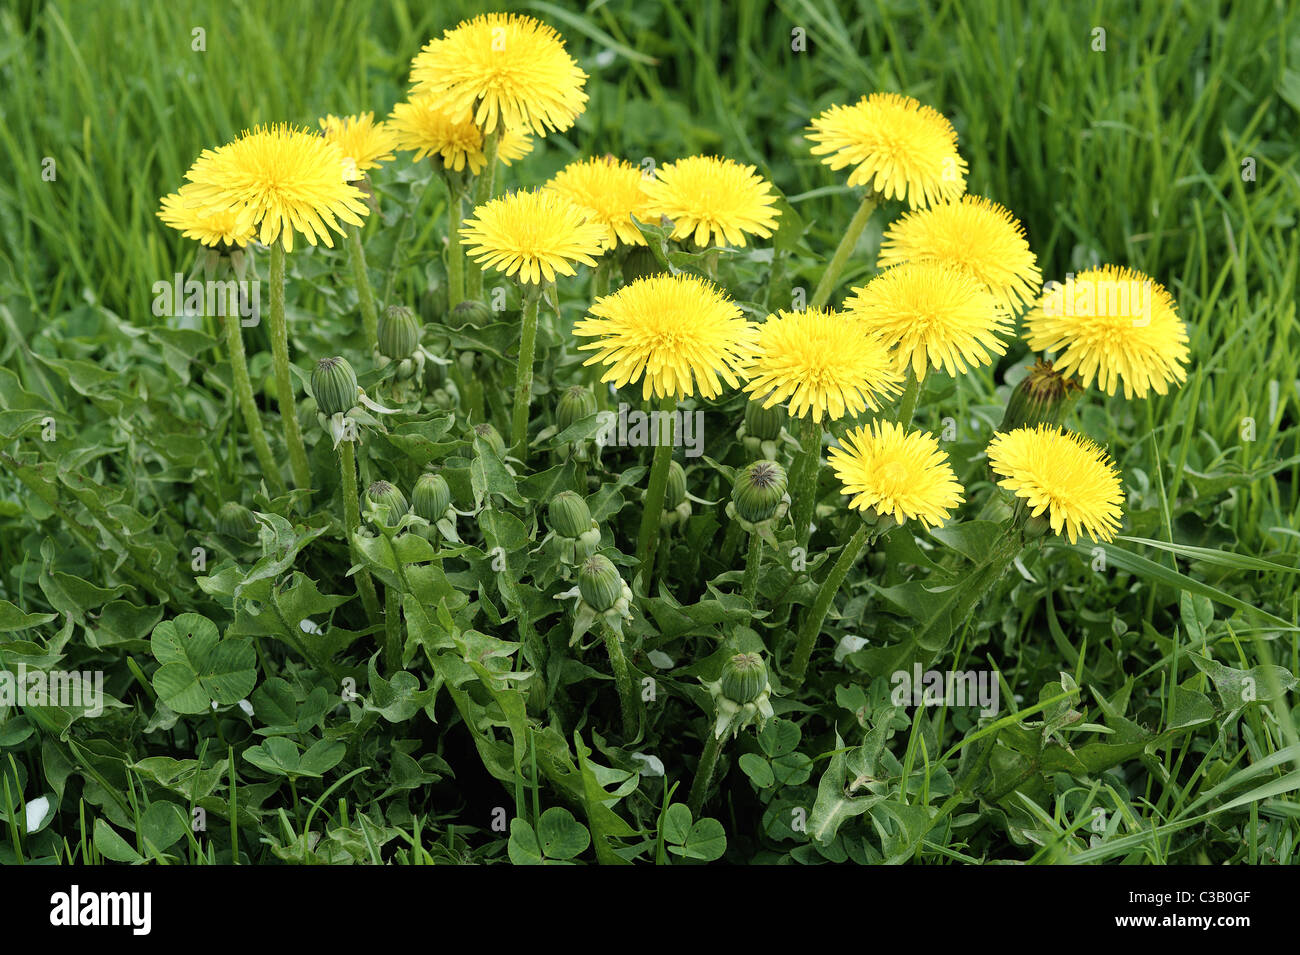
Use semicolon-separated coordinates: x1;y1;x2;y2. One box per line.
217;501;258;543
412;472;453;521
556;385;597;432
578;554;623;613
743;399;786;442
731;460;788;524
621;246;660;284
366;480;409;527
312;356;358;417
720;652;768;705
451;300;493;328
999;359;1081;433
548;491;593;540
378;305;421;360
472;422;507;457
665;460;687;509
1024;512;1052;539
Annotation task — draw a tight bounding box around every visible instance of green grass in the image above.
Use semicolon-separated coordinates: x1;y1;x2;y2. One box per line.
1;0;1298;864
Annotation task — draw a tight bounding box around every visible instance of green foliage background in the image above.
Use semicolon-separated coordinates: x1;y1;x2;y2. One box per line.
1;0;1298;864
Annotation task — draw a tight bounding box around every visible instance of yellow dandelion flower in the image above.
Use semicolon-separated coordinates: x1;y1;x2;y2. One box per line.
641;155;781;248
843;262;1011;380
986;425;1124;544
573;273;755;400
877;196;1042;314
318;112;398;177
497;126;535;165
547;156;656;249
389;95;488;172
179;124;368;253
828;421;964;529
743;309;903;423
807;92;967;208
460;189;606;285
409;13;588;136
157;192;255;248
1023;265;1189;398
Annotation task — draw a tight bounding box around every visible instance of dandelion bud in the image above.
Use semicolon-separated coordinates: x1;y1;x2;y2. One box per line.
731;460;788;524
720;652;768;705
578;554;623;613
312;356;358;417
621;246;659;284
472;422;507;457
744;400;786;442
548;491;593;540
366;480;409;527
412;472;453;522
1000;359;1080;433
217;502;258;543
451;300;493;328
665;460;687;509
556;385;597;432
378;305;421;360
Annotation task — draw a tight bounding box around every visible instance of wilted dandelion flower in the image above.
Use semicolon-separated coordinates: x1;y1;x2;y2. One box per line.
573;273;755;400
460;189;606;285
843;262;1011;379
1023;265;1189;398
986;425;1124;543
743;309;903;422
409;13;588;136
877;196;1042;314
807;93;967;208
157;192;255;248
179;124;368;252
828;421;964;528
641;156;780;248
547;156;656;249
318;112;399;178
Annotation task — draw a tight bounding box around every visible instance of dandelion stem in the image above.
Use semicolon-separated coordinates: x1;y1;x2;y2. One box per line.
511;286;542;459
636;395;677;585
687;730;724;817
346;224;379;354
791;415;823;545
894;367;921;428
384;584;402;673
601;622;640;738
446;189;466;309
221;291;284;496
789;522;869;685
466;129;502;301
742;531;763;604
337;440;381;625
268;243;312;493
809;193;880;310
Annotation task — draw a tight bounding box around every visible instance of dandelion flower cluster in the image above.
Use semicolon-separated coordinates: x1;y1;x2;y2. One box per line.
986;425;1124;543
156;192;255;248
641;156;781;248
829;421;964;529
409;13;588;135
389;95;533;172
1023;265;1189;398
318;112;398;179
843;262;1011;379
743;309;903;422
573;273;755;400
807;93;967;207
547;156;656;249
460;190;606;285
180;124;368;252
878;196;1042;314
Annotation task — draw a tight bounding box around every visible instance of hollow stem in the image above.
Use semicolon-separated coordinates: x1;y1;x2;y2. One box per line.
337;440;381;625
510;286;542;458
687;730;725;817
809;193;880;310
466;129;502;301
635;395;677;585
791;415;823;545
268;243;312;493
346;224;379;354
789;522;870;685
894;367;921;429
742;531;763;604
601;623;640;738
221;292;284;496
384;584;402;673
446;189;466;309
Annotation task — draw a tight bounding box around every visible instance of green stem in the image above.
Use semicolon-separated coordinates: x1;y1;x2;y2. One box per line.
221;303;284;496
894;367;921;429
337;441;381;625
809;193;880;310
466;129;502;301
446;189;466;309
635;395;677;584
346;224;379;354
511;287;542;459
384;584;401;673
268;243;312;493
790;522;870;685
791;415;823;545
687;730;724;817
601;623;640;738
742;531;763;604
